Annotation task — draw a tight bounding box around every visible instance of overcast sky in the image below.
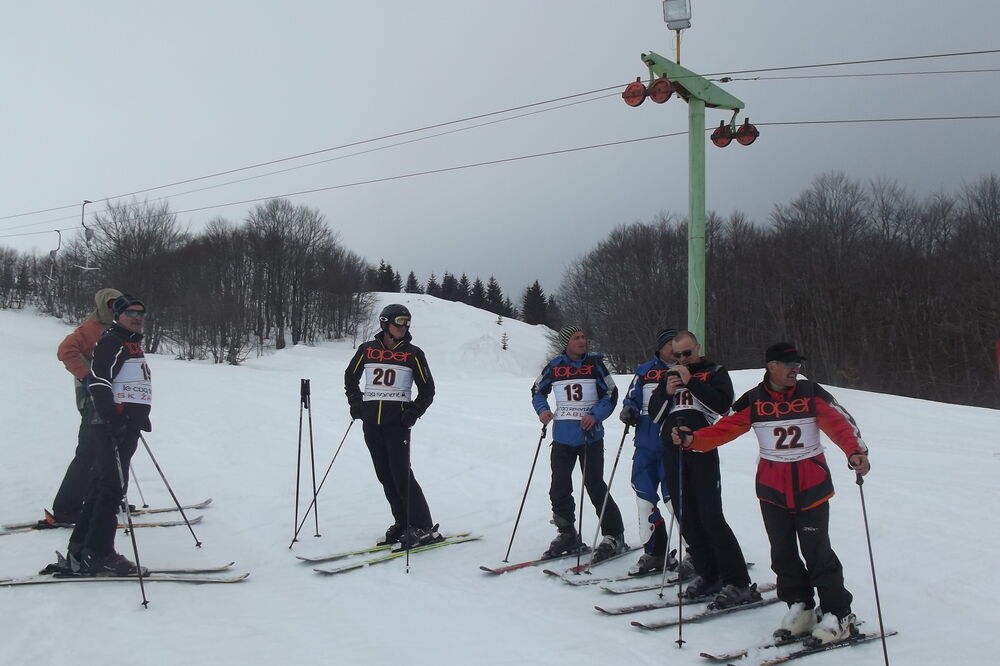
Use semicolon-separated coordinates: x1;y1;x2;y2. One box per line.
2;1;998;296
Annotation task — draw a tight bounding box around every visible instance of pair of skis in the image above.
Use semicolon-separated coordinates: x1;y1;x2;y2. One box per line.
0;498;212;536
703;628;897;665
1;561;247;586
299;532;481;575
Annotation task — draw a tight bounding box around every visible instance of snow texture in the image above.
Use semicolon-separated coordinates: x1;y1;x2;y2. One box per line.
1;293;997;665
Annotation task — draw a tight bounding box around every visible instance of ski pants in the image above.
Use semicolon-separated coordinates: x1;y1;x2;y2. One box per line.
549;440;624;537
760;499;853;618
52;386;96;523
68;424;138;556
631;445;671;554
362;422;433;530
664;445;750;587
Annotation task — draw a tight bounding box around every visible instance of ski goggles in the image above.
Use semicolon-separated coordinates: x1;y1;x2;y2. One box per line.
385;316;410;327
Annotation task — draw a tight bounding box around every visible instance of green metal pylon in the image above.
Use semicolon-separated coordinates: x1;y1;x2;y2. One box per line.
639;51;745;352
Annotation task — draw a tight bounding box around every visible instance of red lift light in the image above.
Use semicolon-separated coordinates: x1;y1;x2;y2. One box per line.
735;118;759;146
622;78;647;107
647;77;673;104
710;120;733;148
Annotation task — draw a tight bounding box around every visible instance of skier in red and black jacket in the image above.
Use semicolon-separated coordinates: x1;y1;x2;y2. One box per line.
672;342;870;645
344;304;439;550
647;330;756;608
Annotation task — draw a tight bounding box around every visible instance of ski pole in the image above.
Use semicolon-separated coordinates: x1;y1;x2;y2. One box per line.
306;381;320;538
674;445;686;648
293;379;307;541
138;434;202;547
574;443;588;572
502;423;547;562
404;428;413;572
585;425;629;570
288;420;354;548
130;463;148;509
657;509;677;598
113;438;148;608
857;474;889;665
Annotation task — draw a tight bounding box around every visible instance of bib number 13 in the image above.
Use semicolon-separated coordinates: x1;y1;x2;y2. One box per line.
562;384;583;401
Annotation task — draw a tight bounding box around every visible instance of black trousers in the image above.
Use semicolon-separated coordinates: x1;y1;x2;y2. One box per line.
664;446;750;587
68;424;139;556
51;393;95;523
549;440;624;536
363;422;433;530
760;499;853;617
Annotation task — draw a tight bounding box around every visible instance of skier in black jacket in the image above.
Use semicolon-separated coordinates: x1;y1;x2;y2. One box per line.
65;293;152;575
648;330;756;608
344;304;440;549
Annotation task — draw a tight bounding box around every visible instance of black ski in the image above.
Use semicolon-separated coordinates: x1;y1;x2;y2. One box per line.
747;630;897;665
631;595;782;630
0;514;203;536
597;582;777;615
699;620;867;661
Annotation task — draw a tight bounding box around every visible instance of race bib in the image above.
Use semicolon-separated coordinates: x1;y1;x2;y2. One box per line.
752;417;824;462
553;378;598;420
363;363;414;402
112;358;152;405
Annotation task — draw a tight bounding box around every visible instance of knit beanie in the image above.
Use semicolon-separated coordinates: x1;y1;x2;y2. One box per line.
656;328;678;351
558;325;582;349
112;293;146;319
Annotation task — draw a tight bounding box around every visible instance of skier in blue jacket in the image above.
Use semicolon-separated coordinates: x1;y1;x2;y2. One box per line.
619;328;680;575
531;326;626;561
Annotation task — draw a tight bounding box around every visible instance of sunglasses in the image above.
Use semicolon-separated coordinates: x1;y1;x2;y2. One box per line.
672;349;694;358
774;360;802;370
121;310;147;318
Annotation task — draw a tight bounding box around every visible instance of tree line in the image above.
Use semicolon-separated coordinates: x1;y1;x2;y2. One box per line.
556;171;1000;409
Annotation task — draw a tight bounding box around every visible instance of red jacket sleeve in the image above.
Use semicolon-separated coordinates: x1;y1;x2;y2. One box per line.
689;405;752;451
813;388;868;458
57;320;103;379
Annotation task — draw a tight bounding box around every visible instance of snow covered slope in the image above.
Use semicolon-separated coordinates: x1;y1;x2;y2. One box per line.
1;294;997;665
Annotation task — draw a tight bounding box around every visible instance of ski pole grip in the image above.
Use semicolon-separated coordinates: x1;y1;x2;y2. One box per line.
300;378;311;408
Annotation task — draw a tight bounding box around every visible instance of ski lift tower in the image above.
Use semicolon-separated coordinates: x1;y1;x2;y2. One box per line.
622;0;758;351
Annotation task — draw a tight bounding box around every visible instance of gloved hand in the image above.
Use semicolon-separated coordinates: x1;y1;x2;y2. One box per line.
349;403;363;420
619;405;638;426
400;409;419;428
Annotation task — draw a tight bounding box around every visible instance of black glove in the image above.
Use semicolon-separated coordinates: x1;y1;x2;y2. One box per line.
109;417;128;443
619;405;638;426
349;403;363;420
400;409;419;428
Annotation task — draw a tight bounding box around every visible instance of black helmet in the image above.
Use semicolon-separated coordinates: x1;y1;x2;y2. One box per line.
379;304;411;331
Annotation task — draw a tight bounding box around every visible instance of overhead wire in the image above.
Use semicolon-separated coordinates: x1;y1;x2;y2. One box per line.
1;47;998;230
3;112;999;242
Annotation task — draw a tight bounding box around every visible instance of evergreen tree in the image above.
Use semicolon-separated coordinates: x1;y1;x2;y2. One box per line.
502;296;518;319
521;280;548;325
425;272;441;297
485;276;505;315
441;271;458;301
469;278;485;308
456;273;471;304
391;270;402;292
404;271;423;294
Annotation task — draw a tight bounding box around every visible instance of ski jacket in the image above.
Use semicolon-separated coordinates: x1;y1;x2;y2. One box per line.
344;331;435;426
531;353;618;447
688;375;868;511
87;322;152;432
57;288;120;380
648;357;733;439
623;355;675;451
